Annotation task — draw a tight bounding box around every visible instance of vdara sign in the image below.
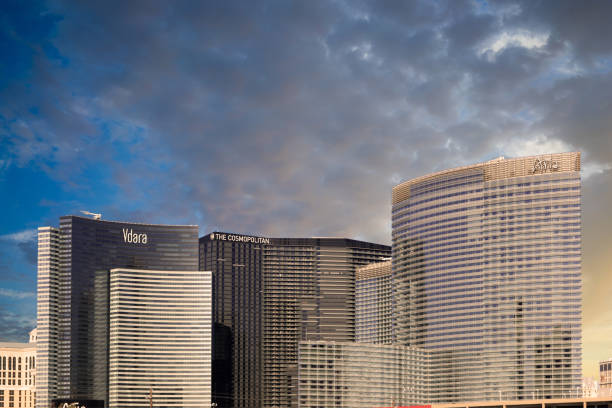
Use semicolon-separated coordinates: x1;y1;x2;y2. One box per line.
123;228;148;244
210;232;270;245
531;158;560;173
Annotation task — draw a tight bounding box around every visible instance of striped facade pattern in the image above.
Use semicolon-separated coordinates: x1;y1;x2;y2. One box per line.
108;268;211;408
200;235;264;408
35;227;59;408
36;217;201;405
392;152;582;402
262;238;391;408
356;260;393;344
263;241;317;408
296;341;429;408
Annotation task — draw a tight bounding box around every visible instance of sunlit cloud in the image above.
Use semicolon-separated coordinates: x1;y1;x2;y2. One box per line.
479;30;549;61
0;229;37;243
495;135;573;159
0;288;36;299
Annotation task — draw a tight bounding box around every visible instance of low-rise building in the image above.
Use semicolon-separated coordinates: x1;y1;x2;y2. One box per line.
600;359;612;396
0;328;36;408
296;341;429;408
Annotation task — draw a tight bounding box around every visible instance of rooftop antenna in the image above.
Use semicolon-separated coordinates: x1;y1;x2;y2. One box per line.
80;210;102;220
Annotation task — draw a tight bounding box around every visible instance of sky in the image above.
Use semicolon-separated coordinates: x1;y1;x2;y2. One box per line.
1;0;611;378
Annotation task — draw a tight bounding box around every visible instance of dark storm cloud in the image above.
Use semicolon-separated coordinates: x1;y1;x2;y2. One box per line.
3;0;612;243
503;0;612;63
2;0;612;371
533;75;612;164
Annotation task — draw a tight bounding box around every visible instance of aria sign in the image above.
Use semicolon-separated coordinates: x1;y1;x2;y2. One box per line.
531;158;560;173
210;232;270;245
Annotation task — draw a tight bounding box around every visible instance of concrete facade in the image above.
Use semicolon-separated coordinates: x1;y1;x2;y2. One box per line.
0;329;36;408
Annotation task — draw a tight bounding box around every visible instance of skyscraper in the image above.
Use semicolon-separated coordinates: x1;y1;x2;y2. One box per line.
355;260;393;344
36;227;60;408
200;233;391;408
262;238;391;408
200;232;267;408
107;268;211;408
36;215;202;408
392;152;582;402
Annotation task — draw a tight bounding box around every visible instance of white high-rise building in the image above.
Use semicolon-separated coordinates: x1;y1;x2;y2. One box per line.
108;268;211;407
356;260;393;344
392;152;582;402
36;227;59;408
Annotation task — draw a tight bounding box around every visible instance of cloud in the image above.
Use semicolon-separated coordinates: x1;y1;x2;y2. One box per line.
479;30;549;60
0;308;36;343
0;229;37;243
505;0;612;63
0;288;35;299
1;0;610;243
1;0;612;369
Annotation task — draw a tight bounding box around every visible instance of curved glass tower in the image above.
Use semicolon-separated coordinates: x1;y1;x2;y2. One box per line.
36;216;201;408
392;152;582;402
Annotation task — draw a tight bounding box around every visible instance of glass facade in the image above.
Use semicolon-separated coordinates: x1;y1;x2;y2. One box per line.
36;216;200;408
199;233;264;408
296;341;429;408
108;268;211;408
200;234;391;408
392;152;582;402
36;227;60;408
356;260;393;344
262;238;391;408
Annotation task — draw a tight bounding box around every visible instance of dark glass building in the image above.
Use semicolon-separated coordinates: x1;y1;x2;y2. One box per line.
199;232;391;408
200;232;266;408
36;215;199;408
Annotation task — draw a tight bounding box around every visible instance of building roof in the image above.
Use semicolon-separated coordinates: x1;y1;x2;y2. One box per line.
0;342;35;350
392;151;581;205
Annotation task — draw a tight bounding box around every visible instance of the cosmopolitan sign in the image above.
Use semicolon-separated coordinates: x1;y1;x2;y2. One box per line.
123;228;148;244
210;232;270;245
531;158;560;173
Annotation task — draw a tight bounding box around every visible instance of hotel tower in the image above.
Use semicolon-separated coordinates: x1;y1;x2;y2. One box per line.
392;152;582;402
36;215;211;408
200;233;391;408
